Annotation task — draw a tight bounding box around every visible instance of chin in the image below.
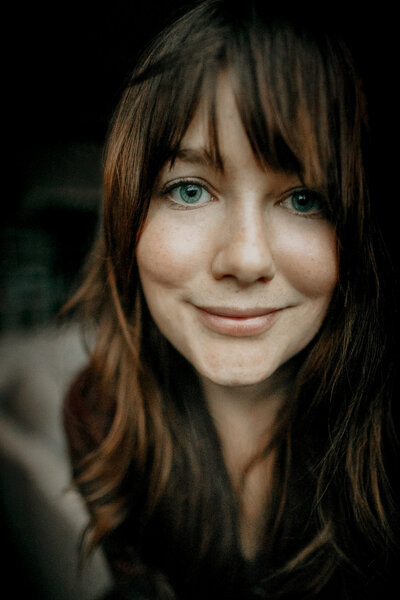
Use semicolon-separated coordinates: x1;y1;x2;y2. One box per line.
196;361;278;388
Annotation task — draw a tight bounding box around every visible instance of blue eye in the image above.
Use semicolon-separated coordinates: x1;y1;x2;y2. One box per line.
178;184;205;204
281;190;323;215
165;181;212;206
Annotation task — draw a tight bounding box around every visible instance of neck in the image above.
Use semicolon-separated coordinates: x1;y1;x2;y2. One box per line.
200;364;296;561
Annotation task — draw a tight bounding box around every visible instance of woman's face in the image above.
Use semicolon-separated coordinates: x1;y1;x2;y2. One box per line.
136;76;338;389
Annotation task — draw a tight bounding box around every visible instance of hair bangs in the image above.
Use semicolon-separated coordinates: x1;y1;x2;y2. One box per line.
226;21;350;221
164;63;226;173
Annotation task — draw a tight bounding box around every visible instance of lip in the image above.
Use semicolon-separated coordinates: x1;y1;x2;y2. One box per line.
195;305;283;337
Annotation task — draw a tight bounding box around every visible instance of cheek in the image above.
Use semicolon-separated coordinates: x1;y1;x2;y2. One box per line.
275;224;338;297
136;213;208;288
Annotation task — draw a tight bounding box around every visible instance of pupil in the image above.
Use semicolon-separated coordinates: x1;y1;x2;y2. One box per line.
181;185;201;203
297;194;308;205
294;192;313;211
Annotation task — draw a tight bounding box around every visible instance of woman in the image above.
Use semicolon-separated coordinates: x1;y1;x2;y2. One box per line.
63;1;399;598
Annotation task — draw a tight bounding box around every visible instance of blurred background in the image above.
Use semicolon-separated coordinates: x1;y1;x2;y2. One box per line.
0;2;188;598
2;1;189;333
0;2;398;598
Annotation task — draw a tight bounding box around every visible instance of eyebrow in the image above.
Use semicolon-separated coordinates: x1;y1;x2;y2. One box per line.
169;147;225;171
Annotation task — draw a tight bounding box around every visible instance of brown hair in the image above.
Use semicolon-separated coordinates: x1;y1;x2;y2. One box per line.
64;1;399;597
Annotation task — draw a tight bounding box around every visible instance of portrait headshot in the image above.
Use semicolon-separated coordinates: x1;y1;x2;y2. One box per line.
1;1;398;599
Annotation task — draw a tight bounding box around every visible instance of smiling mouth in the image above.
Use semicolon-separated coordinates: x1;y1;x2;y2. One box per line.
195;306;283;337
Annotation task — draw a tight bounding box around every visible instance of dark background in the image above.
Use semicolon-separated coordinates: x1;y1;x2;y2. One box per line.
2;0;191;333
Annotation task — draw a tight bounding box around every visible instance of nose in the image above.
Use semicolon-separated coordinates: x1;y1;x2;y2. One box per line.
211;203;275;284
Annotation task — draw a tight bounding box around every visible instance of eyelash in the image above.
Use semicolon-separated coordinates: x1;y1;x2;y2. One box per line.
160;179;325;217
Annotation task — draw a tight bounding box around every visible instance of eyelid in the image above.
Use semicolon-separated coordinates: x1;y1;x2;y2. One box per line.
160;176;214;192
278;185;315;200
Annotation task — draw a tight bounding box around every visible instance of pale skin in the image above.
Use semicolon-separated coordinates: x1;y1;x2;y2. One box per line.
136;73;338;558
